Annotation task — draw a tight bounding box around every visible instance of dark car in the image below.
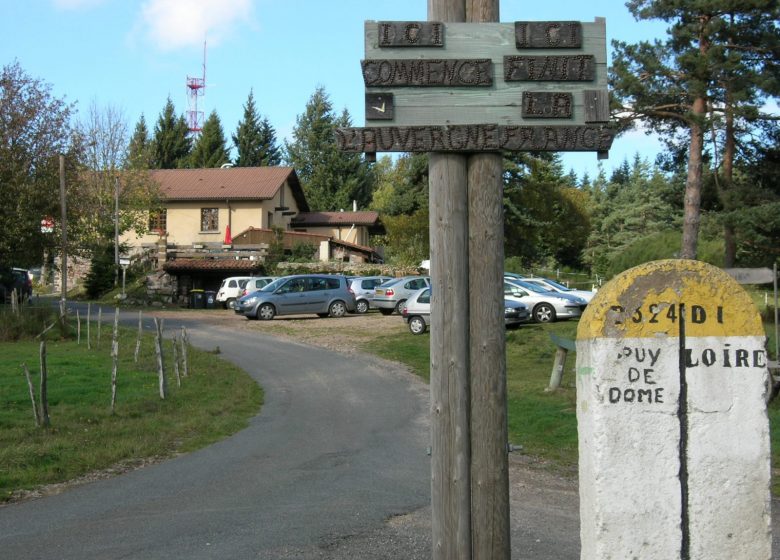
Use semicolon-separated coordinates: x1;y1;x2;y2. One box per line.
0;267;32;304
234;274;356;320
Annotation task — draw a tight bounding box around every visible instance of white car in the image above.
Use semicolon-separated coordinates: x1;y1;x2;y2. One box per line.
504;279;586;323
520;277;596;303
240;277;278;298
216;276;253;309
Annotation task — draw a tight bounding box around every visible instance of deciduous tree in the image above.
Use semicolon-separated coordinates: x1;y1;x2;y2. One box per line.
0;61;75;267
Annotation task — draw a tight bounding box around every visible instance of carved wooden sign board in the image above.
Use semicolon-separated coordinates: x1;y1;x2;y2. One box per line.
337;19;614;155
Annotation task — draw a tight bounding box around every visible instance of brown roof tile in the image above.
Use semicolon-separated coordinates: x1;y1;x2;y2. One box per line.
163;258;263;272
150;167;309;211
292;211;380;227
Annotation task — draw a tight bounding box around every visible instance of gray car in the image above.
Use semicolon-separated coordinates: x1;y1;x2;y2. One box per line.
347;275;393;314
373;275;431;315
235;274;356;320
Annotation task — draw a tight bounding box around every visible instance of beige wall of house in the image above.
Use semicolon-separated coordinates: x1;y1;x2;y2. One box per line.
120;181;301;250
297;226;370;246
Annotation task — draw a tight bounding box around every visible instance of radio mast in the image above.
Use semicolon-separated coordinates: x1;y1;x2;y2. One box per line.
186;41;206;136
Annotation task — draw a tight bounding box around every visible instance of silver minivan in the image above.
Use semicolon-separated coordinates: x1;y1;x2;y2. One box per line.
235;274;356;320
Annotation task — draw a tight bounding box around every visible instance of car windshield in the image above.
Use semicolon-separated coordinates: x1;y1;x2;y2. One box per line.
259;277;287;293
540;278;572;291
511;280;549;294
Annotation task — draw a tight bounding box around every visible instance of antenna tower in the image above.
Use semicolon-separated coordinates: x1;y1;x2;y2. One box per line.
186;41;206;136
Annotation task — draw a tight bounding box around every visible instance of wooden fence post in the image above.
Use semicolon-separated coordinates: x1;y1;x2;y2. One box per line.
97;307;102;348
134;310;142;363
76;309;81;345
22;363;41;426
154;318;167;399
39;341;50;428
172;334;181;388
181;326;189;377
110;307;119;413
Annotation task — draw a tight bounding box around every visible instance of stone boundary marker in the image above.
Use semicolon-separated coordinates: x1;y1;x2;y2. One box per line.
575;259;771;559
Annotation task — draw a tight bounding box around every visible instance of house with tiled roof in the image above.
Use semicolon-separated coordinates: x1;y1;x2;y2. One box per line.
290;210;383;247
122;167;308;250
120;167;384;298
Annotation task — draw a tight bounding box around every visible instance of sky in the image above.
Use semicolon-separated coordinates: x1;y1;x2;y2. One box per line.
2;0;674;180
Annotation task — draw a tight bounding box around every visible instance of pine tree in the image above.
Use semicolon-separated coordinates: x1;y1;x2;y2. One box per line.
127;114;152;169
151;97;191;169
190;110;229;168
612;0;780;260
232;91;281;167
285;87;374;211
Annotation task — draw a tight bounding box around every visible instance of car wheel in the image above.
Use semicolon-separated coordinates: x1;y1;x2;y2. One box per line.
394;299;407;315
226;298;236;310
258;303;276;320
378;308;394;316
533;303;556;323
355;299;369;314
328;300;347;318
409;316;427;335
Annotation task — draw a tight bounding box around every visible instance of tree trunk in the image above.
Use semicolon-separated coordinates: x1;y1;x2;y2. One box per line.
681;95;707;260
722;89;737;268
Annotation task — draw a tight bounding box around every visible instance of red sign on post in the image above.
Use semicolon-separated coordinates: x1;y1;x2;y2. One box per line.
41;217;55;233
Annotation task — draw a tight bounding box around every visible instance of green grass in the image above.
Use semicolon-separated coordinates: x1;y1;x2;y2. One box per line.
367;319;780;485
0;317;262;502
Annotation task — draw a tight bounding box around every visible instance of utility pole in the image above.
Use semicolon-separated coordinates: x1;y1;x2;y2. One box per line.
114;175;120;287
59;154;68;316
428;1;509;559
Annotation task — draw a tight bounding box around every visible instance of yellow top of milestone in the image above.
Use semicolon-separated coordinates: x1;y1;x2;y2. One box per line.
577;259;764;340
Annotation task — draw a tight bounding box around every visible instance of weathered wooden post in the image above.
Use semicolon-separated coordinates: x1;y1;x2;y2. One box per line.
154;317;167;399
576;259;771;559
336;8;613;559
134;310;142;363
110;307;119;413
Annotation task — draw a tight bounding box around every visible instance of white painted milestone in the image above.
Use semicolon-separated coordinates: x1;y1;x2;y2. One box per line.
576;260;771;559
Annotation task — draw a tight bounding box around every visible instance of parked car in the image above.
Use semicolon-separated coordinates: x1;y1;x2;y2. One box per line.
0;267;32;304
504;298;530;328
373;276;431;315
240;276;277;298
347;275;393;314
402;287;431;334
520;277;596;303
402;287;530;335
234;274;356;320
216;276;253;309
504;279;586;323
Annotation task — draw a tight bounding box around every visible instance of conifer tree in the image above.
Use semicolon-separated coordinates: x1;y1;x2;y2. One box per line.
285;87;374;211
233;90;281;167
151;97;191;169
611;0;780;260
190;110;229;168
127;114;152;169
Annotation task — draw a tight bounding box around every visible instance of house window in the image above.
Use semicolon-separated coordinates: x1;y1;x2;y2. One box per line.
149;209;167;233
267;211;273;228
201;208;219;232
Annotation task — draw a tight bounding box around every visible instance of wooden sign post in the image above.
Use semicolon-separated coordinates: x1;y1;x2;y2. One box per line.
338;3;613;559
576;259;771;559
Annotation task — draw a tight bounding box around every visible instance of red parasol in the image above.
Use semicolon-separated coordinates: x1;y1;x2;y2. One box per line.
224;224;232;245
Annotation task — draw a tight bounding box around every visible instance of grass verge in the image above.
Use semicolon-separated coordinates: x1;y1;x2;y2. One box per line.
0;313;262;503
368;318;779;487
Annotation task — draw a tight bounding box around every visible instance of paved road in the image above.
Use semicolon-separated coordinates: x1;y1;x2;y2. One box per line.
2;304;776;558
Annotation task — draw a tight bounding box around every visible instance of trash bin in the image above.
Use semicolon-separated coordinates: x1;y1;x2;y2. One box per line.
189;289;205;309
204;290;217;309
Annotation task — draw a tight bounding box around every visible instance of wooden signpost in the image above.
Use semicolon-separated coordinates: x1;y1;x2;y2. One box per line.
337;17;613;155
576;260;771;559
339;4;612;560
